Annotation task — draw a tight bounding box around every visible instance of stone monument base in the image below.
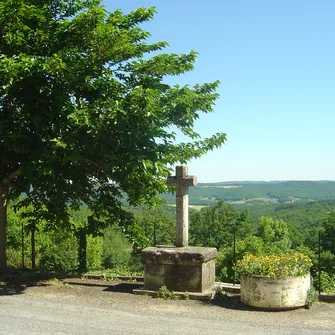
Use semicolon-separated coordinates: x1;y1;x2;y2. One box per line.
134;246;217;299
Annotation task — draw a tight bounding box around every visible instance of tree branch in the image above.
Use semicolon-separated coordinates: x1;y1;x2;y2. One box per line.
84;158;109;176
2;168;22;186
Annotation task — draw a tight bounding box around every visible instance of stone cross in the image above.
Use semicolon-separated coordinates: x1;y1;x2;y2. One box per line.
167;166;197;247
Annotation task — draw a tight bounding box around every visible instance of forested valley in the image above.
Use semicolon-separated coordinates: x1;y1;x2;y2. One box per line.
6;190;335;294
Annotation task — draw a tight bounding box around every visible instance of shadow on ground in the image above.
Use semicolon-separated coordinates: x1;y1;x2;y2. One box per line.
104;283;143;293
0;277;43;296
0;281;27;295
205;295;255;311
207;294;305;313
64;279;143;294
0;270;75;296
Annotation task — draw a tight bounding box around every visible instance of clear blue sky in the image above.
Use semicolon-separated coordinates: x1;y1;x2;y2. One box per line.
103;0;335;182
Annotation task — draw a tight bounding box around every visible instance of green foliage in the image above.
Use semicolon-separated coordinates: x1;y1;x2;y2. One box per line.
43;278;72;290
190;200;251;249
215;248;235;282
6;203;104;272
0;0;226;271
256;217;291;253
6;200;38;268
316;271;335;293
318;250;335;275
6;205;25;250
37;230;78;272
306;286;319;308
216;287;228;298
320;210;335;254
102;226;132;269
183;291;190;300
156;285;178;300
215;236;265;282
130;206;175;251
239;236;265;256
86;234;103;270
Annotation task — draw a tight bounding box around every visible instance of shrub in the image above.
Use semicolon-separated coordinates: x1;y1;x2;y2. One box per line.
315;271;335;293
86;235;103;271
37;231;78;272
102;227;132;269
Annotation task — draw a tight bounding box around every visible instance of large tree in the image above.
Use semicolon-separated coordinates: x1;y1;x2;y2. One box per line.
0;0;226;271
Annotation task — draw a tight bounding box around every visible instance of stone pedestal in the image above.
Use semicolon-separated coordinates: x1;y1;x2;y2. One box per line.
141;246;217;294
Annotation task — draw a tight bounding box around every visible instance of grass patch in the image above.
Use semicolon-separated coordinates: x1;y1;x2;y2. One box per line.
41;278;73;289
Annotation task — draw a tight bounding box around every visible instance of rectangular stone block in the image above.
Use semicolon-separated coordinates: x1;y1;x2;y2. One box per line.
141;246;217;293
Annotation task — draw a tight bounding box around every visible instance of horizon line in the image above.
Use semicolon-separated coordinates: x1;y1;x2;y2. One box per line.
197;179;335;184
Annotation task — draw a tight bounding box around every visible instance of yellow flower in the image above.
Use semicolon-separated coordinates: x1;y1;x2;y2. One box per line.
235;253;312;278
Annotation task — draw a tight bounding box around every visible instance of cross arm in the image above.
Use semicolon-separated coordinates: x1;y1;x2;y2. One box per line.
166;176;197;187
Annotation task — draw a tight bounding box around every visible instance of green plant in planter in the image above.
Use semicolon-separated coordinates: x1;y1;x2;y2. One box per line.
235;253;312;278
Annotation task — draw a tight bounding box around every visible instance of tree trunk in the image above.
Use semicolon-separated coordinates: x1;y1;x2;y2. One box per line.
78;229;87;273
0;183;8;272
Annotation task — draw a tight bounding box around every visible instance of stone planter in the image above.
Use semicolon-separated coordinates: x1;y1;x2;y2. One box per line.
240;273;311;310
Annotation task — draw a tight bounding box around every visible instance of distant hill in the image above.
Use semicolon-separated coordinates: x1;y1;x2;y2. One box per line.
161;180;335;206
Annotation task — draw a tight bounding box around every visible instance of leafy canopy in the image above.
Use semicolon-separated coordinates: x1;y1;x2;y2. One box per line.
0;0;226;229
190;201;251;249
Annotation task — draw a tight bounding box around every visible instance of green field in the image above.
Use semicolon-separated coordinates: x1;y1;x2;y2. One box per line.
161;180;335;205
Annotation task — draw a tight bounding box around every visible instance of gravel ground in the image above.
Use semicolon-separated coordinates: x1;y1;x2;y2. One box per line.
1;277;335;334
